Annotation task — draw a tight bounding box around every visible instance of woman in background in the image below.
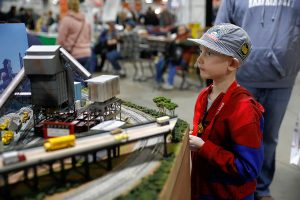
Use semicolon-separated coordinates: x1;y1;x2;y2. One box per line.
57;0;92;71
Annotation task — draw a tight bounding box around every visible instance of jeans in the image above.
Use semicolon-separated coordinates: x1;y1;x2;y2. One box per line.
78;55;97;73
106;50;122;71
155;58;167;84
155;58;186;85
76;56;91;85
244;87;293;197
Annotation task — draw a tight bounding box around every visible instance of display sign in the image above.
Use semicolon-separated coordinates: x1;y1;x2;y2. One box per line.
102;0;121;22
0;23;28;94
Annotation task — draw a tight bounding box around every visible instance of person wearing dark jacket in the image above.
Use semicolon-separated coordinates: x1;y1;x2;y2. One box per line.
155;25;190;90
95;22;125;77
215;1;300;199
144;7;159;26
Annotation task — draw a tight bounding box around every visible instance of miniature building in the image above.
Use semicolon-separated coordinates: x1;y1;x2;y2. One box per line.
74;82;82;101
23;45;73;108
21;45;91;134
86;75;120;103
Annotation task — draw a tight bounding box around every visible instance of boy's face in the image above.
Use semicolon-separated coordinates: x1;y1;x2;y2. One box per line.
195;46;234;81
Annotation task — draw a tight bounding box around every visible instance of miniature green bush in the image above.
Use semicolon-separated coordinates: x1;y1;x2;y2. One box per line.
121;99;188;143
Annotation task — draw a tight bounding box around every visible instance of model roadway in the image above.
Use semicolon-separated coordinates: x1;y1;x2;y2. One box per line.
0;116;177;170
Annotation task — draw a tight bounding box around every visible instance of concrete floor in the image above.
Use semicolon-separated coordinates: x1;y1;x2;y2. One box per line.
94;62;300;200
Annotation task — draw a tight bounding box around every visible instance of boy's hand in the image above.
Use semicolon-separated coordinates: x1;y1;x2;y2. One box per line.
189;135;204;151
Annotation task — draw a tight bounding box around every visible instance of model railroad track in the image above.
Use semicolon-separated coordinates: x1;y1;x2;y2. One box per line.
61;136;164;200
121;105;154;124
15;118;35;146
1;105;171;199
58;107;164;200
2;116;36;152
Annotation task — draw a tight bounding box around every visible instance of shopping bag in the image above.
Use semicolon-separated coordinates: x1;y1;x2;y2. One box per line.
290;113;300;166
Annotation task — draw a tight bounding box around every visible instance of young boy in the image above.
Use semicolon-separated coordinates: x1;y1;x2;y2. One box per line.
188;23;264;200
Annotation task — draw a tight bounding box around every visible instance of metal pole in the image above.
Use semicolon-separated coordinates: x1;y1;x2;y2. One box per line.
84;154;90;180
107;148;112;170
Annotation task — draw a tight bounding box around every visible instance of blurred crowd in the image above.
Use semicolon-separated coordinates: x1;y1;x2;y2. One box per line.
0;1;199;90
0;2;177;34
0;5;57;32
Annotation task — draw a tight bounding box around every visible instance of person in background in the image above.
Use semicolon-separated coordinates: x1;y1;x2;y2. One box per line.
159;5;176;27
17;7;27;23
155;25;190;90
117;0;136;26
57;0;92;73
5;5;17;20
215;1;300;199
48;14;59;33
35;12;48;32
24;9;35;31
123;20;136;33
95;21;125;77
144;7;159;26
46;10;55;27
189;23;264;200
118;20;139;65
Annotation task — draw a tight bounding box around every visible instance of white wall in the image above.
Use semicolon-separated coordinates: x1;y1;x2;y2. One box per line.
176;0;205;26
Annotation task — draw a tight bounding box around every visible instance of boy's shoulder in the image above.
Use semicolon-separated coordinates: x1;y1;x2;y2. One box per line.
228;86;264;116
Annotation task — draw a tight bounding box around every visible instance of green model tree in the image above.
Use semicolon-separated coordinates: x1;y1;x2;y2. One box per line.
153;96;178;116
164;102;178;116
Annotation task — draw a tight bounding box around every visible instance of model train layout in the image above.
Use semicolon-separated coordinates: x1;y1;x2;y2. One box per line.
0;45;182;200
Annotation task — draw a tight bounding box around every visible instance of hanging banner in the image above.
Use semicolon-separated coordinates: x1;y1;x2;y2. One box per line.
102;0;121;22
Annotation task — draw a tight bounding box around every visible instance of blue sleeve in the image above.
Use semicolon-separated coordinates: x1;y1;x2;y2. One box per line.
234;117;264;181
233;143;264;181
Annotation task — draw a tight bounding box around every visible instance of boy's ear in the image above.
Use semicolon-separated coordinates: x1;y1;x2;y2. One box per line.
228;57;240;71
